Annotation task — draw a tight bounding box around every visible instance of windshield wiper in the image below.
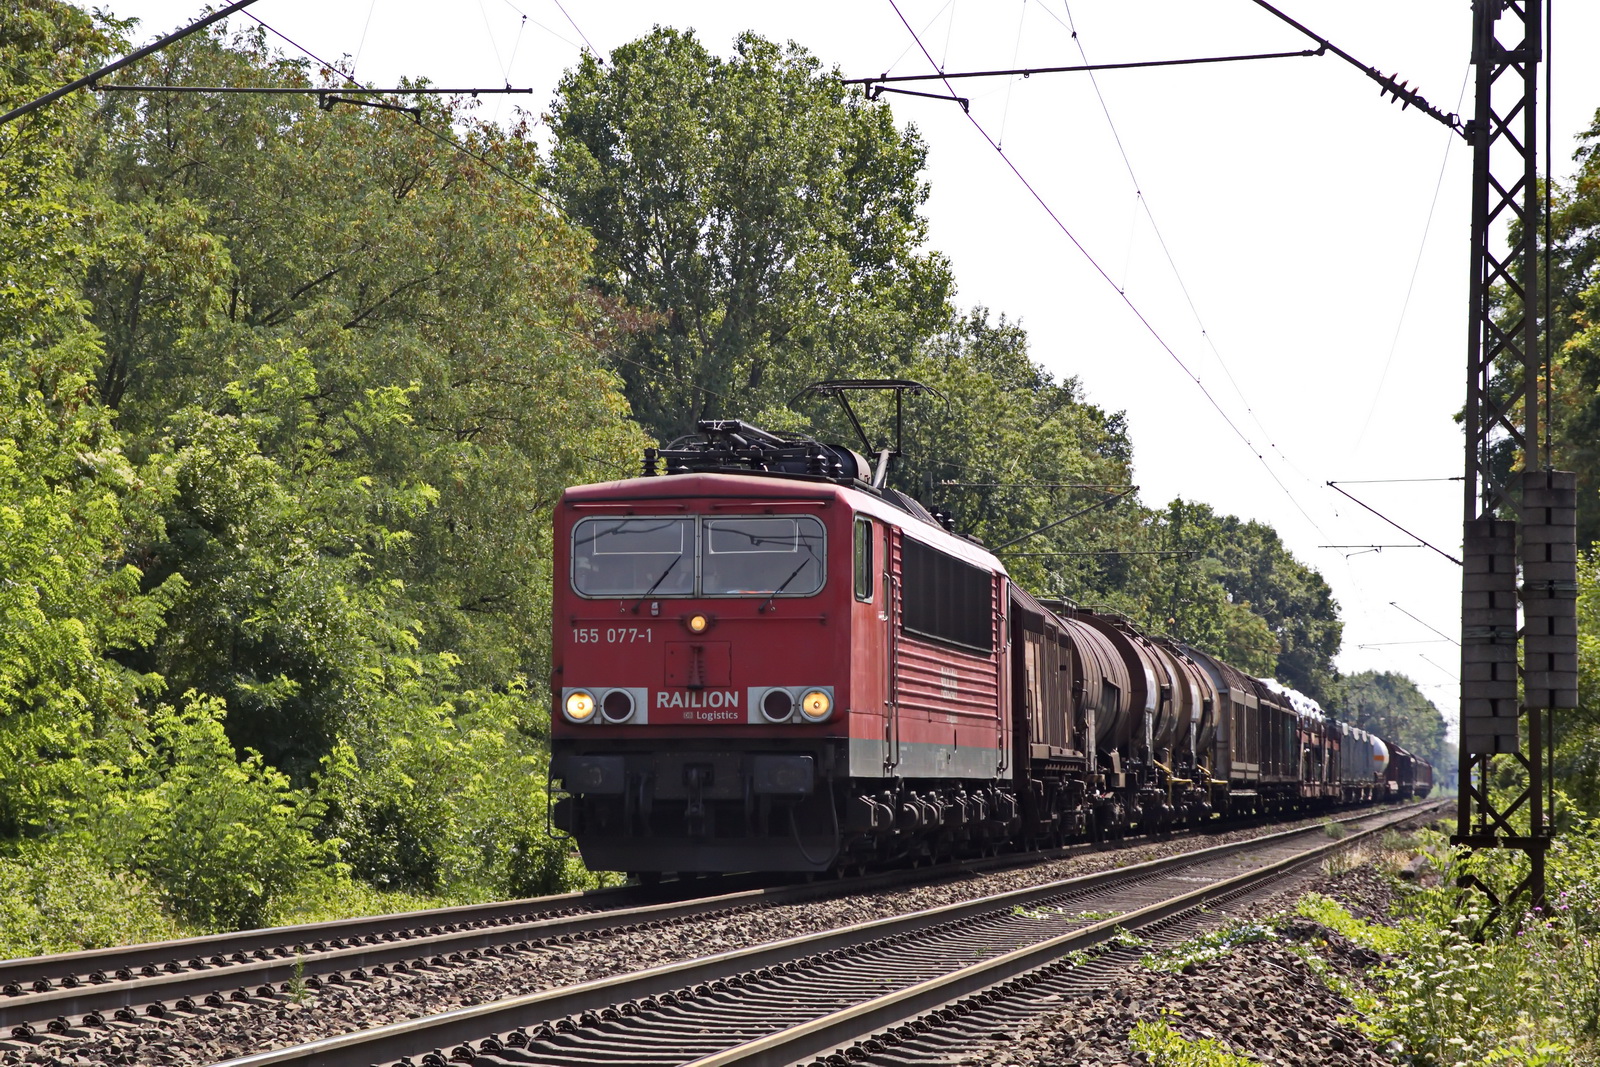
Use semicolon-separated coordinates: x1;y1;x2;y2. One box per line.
631;553;684;614
758;553;814;614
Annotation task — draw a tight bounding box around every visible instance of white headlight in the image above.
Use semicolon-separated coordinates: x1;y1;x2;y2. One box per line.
564;690;596;723
799;689;832;722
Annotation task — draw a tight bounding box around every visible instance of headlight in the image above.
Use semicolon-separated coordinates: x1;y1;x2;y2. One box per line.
687;613;710;634
761;688;794;723
601;689;635;723
564;690;596;723
799;689;832;722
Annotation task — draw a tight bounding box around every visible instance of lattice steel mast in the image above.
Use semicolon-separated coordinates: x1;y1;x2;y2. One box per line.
1455;0;1575;918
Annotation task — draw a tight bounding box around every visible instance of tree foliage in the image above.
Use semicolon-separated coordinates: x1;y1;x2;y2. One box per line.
1552;550;1600;814
551;28;1349;699
549;27;954;439
0;1;169;839
1491;106;1600;544
0;4;634;933
88;27;647;709
1488;107;1600;816
1339;670;1448;765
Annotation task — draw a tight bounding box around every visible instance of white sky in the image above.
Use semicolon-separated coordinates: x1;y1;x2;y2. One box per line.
95;1;1600;731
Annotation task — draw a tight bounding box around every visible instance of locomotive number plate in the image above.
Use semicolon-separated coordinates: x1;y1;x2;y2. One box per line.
571;626;654;644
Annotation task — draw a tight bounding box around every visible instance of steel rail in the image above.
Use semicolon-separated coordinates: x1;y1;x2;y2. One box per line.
0;887;611;991
0;834;1129;1034
1;826;1135;994
1;802;1365;1032
1;873;875;1034
198;803;1438;1067
683;801;1445;1067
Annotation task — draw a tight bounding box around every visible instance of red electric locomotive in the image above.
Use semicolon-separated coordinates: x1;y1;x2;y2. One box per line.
549;400;1430;876
549;416;1015;873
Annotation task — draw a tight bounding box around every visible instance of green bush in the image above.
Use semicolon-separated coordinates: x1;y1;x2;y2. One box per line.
1142;919;1279;973
266;868;447;926
87;695;336;930
319;678;607;901
1292;821;1600;1065
0;838;187;958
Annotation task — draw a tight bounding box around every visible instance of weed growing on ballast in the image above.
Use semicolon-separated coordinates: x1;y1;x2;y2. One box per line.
1141;918;1279;973
1128;1010;1258;1066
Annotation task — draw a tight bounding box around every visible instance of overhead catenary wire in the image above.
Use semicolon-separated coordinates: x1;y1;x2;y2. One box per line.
997;0;1029;148
1246;0;1463;134
132;9;749;420
878;3;1467;692
99;83;542;94
1325;476;1464;484
1350;65;1472;454
1325;481;1461;565
105;10;724;413
494;0;583;52
881;0;1329;541
1076;2;1331;498
1416;652;1459;682
548;0;598;55
876;0;959;84
1046;0;1328;507
85;108;646;472
352;0;378;78
477;0;511;85
182;11;566;216
843;47;1326;87
0;0;262;126
1389;601;1461;647
993;487;1138;551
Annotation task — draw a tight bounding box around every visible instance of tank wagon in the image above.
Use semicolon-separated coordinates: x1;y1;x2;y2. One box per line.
550;414;1431;875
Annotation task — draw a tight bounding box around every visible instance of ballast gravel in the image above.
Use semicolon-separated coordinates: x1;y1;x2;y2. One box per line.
966;857;1414;1067
0;810;1433;1067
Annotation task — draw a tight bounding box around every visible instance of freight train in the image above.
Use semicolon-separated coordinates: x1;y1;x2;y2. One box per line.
549;409;1433;875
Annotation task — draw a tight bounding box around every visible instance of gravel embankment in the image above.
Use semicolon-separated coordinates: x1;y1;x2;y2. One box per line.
0;812;1427;1067
968;860;1408;1067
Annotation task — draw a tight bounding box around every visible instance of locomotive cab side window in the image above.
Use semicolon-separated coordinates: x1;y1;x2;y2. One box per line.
853;517;874;602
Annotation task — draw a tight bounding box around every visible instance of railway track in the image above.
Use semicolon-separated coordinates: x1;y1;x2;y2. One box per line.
190;800;1442;1067
0;805;1376;1041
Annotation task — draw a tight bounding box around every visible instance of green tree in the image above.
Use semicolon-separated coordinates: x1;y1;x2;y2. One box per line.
1552;549;1600;814
1340;669;1447;764
81;694;333;929
548;27;954;439
0;2;174;839
86;24;647;737
1193;505;1342;702
124;350;434;778
1490;107;1600;546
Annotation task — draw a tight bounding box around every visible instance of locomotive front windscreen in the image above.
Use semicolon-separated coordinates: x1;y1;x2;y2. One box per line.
571;515;824;598
572;517;695;596
702;517;824;596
